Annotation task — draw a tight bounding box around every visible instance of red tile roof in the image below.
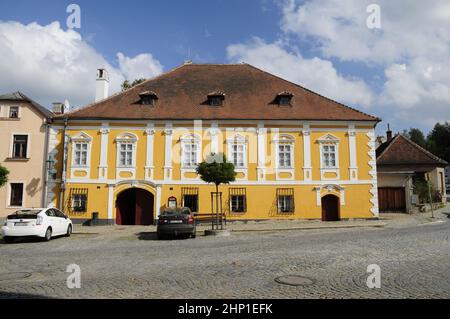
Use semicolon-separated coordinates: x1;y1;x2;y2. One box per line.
377;134;448;166
59;63;380;122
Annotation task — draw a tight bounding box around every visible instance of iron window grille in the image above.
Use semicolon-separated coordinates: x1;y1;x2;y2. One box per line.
69;188;88;213
277;188;295;213
182;187;199;213
229;188;247;213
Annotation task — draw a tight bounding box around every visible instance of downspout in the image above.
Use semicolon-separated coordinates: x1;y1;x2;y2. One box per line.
60;117;69;212
42;118;50;207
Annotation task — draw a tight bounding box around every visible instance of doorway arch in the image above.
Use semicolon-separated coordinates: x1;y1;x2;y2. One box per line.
321;194;340;221
116;188;154;225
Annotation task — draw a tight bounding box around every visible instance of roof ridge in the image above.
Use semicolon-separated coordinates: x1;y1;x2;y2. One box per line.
243;63;381;122
399;134;448;164
377;134;400;161
0;90;53;118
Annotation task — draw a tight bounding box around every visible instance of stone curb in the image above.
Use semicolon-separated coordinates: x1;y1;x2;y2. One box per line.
226;222;387;233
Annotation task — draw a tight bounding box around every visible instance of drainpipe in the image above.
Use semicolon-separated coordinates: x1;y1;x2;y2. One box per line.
42;119;50;207
60;117;69;212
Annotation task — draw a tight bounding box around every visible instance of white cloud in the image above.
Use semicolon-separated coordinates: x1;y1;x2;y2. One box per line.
0;21;163;108
279;0;450;130
227;37;373;107
117;52;163;81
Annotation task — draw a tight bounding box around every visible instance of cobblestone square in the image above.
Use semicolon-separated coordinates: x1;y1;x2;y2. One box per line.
0;216;449;299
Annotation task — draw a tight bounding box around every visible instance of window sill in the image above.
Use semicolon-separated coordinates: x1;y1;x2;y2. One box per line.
0;117;20;121
5;157;30;162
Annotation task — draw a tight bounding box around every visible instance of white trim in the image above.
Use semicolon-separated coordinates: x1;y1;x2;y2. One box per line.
107;184;114;220
70;132;93;179
145;122;155;179
302;123;312;181
164;122;173;180
9;132;31;159
98;123;110;180
314;184;345;206
66;178;375;186
156;185;162;218
348;124;358;181
367;130;379;217
8;105;21;119
115;132;138;180
6;181;25;208
272;134;295;180
180;133;202;180
317;134;340;181
257;122;266;181
226;133;248;180
210;121;219;154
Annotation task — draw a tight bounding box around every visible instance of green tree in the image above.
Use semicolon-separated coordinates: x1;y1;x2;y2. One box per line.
196;153;236;194
427;122;450;163
121;78;146;91
403;128;427;149
0;165;9;187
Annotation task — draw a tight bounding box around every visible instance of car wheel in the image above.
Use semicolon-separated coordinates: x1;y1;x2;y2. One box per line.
191;232;196;239
157;233;164;240
44;227;52;242
3;236;14;244
65;224;72;237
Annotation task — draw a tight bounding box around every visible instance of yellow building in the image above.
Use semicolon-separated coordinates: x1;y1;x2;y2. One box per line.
48;63;381;225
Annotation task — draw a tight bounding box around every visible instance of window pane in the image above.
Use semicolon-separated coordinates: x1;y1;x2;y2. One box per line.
10;183;23;206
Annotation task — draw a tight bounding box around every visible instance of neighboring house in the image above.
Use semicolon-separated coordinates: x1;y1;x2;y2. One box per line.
0;92;54;218
376;129;448;213
48;63;381;225
445;166;450;195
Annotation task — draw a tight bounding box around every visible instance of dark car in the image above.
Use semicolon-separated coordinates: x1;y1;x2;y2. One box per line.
157;207;196;239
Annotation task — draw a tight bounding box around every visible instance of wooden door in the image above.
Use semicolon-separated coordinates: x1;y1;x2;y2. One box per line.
378;187;406;213
321;195;340;221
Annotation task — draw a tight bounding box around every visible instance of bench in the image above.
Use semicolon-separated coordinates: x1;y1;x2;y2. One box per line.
194;213;227;226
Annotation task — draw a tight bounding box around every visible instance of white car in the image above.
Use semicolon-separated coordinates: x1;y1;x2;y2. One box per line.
2;208;72;243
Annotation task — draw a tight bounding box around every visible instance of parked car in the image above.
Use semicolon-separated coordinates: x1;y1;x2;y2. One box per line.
157;207;196;239
1;208;72;243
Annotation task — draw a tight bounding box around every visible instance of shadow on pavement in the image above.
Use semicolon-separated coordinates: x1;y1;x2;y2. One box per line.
136;232;158;240
0;291;53;299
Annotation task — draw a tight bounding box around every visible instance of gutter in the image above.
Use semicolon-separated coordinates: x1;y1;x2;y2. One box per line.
60;117;69;212
42;118;51;207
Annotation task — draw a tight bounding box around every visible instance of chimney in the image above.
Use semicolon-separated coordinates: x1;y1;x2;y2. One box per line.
95;68;109;102
52;102;64;114
386;124;393;142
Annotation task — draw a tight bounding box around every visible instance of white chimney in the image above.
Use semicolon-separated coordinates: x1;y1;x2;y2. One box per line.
95;68;109;102
52;102;64;114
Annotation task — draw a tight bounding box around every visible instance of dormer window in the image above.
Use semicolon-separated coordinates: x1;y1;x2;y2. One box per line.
207;91;225;107
276;92;293;106
139;91;157;106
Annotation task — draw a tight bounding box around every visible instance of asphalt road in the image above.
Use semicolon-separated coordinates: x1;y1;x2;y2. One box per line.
0;220;449;299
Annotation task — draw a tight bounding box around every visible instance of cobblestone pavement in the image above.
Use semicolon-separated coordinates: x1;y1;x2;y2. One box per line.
0;216;449;299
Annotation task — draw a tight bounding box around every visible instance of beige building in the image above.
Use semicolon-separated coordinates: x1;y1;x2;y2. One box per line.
0;92;54;218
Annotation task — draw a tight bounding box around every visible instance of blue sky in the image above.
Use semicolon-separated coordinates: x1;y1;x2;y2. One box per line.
0;0;449;135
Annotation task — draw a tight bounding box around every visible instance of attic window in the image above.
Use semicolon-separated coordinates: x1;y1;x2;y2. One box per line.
139;91;157;106
276;92;293;106
207;91;225;107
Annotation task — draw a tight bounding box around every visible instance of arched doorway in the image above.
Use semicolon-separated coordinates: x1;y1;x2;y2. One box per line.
321;194;340;221
116;188;154;225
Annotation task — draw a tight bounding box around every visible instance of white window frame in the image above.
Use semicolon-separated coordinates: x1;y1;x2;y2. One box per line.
272;134;295;180
8;105;20;119
277;195;294;213
9;133;30;159
318;134;340;180
226;134;248;180
230;195;246;213
6;181;25;208
70;132;92;179
180;133;202;178
115;132;138;180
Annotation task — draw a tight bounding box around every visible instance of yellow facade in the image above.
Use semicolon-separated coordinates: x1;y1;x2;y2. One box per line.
47;120;379;224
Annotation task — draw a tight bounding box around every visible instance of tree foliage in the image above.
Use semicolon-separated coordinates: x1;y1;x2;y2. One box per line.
196;153;236;193
0;165;9;188
402;122;450;163
121;78;146;91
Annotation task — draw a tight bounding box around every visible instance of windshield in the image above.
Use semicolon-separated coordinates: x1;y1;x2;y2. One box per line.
161;208;191;216
7;209;41;219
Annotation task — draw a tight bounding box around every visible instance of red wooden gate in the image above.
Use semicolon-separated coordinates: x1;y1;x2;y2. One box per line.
378;187;406;213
